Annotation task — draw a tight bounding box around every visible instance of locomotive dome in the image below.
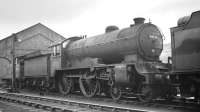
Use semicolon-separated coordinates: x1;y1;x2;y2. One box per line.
105;25;119;33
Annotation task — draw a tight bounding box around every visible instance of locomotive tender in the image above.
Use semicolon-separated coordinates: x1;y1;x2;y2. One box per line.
170;10;200;99
19;18;169;101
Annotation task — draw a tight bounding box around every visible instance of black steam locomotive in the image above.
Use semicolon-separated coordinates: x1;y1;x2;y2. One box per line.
17;17;170;102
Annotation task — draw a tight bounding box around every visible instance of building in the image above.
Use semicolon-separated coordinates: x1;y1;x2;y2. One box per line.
0;23;65;81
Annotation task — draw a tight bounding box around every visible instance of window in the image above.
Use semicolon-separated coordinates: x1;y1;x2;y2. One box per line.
52;45;61;56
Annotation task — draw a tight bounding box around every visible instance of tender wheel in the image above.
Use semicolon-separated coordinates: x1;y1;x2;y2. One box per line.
138;85;154;102
58;75;73;95
79;76;99;97
110;85;122;100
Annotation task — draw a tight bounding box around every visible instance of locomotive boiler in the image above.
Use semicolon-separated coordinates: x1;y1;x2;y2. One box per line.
64;18;162;65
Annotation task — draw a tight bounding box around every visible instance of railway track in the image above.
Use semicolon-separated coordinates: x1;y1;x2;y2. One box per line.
0;90;199;112
47;91;200;112
0;90;156;112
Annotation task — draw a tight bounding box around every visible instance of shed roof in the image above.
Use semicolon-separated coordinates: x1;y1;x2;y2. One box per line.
0;23;66;43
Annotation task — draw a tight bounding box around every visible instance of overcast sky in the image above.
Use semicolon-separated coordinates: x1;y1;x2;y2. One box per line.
0;0;200;43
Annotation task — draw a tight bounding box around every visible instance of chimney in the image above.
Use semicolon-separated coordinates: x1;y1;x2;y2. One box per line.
133;17;145;25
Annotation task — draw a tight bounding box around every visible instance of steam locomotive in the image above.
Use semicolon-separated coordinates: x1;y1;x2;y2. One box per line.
17;17;170;102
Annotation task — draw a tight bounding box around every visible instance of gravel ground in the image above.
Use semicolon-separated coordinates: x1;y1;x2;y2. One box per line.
0;101;49;112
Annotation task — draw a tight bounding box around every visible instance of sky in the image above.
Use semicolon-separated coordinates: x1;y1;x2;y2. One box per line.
0;0;200;44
